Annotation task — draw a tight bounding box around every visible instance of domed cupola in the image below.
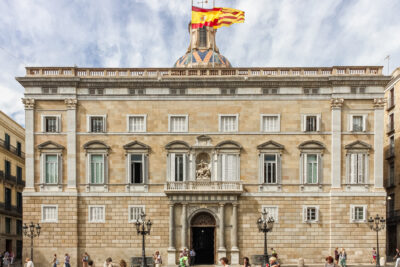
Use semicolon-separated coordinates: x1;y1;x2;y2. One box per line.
174;23;231;68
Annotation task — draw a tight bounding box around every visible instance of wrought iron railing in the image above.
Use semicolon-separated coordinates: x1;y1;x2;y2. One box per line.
0;139;25;159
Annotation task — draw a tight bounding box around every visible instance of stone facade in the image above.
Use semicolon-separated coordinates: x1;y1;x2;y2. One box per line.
0;110;25;259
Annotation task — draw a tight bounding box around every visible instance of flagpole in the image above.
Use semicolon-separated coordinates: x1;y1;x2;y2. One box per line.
212;0;215;68
191;0;193;68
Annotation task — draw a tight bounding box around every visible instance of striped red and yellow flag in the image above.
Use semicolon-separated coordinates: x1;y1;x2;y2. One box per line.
191;6;245;29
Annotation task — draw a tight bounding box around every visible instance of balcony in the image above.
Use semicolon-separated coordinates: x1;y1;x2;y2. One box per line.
386;147;395;159
0;139;25;159
387;209;400;223
4;174;16;184
164;180;243;195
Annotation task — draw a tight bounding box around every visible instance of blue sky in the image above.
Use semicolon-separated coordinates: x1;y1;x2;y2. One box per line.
1;0;400;126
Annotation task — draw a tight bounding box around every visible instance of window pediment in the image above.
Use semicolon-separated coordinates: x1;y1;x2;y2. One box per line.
298;140;325;152
123;141;150;154
216;140;242;153
257;140;284;153
345;140;371;151
37;141;64;153
83;140;110;154
165;140;191;152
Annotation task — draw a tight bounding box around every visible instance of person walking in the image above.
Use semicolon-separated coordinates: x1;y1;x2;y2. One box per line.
51;254;59;267
64;253;71;267
189;249;196;266
219;257;229;267
268;257;280;267
179;253;188;267
372;248;377;264
339;248;347;267
153;251;162;267
334;248;339;264
270;248;277;258
394;248;400;267
82;252;89;267
104;257;113;267
243;257;251;267
25;258;34;267
325;256;337;267
119;259;127;267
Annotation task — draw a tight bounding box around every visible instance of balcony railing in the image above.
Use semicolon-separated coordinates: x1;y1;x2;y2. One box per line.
387;210;400;222
0;139;25;159
164;180;243;194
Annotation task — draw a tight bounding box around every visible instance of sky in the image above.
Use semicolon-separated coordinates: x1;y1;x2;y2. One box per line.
0;0;400;126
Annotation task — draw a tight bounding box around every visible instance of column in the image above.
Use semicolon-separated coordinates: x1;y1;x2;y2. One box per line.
65;99;77;190
231;203;239;265
218;203;226;260
22;98;35;191
181;203;188;249
374;98;385;188
168;203;176;265
331;98;343;188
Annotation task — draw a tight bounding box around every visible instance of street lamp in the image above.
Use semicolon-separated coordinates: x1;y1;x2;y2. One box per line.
368;214;385;267
257;210;275;267
22;222;41;261
135;212;152;267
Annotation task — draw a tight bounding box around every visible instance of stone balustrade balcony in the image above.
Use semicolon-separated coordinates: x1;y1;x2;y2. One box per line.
164;180;243;195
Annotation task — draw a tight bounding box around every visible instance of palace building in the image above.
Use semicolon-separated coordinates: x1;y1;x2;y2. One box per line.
18;24;391;266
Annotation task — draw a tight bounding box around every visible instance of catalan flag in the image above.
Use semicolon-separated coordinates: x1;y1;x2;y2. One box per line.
191;6;245;29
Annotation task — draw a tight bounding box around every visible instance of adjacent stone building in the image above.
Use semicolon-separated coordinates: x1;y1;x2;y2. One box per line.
385;67;400;256
0;111;25;259
17;26;391;266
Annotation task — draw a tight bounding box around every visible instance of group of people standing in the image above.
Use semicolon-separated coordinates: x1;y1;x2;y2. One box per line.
0;251;14;267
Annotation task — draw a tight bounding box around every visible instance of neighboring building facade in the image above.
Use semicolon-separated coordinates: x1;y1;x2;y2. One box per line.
18;27;391;266
0;111;25;259
385;67;400;256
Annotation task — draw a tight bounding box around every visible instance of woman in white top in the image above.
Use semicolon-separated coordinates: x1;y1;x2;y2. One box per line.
25;258;34;267
154;251;162;267
220;257;229;267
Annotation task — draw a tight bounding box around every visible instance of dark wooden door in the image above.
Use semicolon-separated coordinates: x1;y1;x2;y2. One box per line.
192;227;214;264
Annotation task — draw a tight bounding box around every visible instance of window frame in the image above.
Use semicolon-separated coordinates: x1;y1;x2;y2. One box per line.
260;114;281;133
263;154;278;184
127;114;147;133
347;153;369;185
301;153;322;185
41;115;61;133
350;204;367;223
348;114;367;132
127;154;148;184
168;114;189;133
301;114;321;132
219;114;239;132
88;153;106;185
302;205;319;223
88;205;106;223
41;205;58;223
41;153;62;185
128;205;145;223
86;115;107;133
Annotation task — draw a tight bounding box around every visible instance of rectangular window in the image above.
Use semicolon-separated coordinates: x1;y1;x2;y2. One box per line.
129;206;145;222
16;192;22;213
351;205;367;222
262;206;279;222
45;116;58;132
130;154;143;184
45;155;58;184
388;113;394;132
352;116;363;132
221;154;238;181
88;206;105;223
90;154;104;184
261;115;280;132
16;142;21;157
16;220;22;235
169;115;188;132
4;133;10;150
5;160;11;177
303;206;319;222
389;88;395;108
89;116;105;133
5;218;11;234
128;116;146;132
306;116;317;131
5;188;11;210
174;154;184;181
264;154;277;184
220;115;238;132
349;153;366;184
305;154;318;184
389;161;395;187
41;205;58;223
390;136;395;157
17;166;22;181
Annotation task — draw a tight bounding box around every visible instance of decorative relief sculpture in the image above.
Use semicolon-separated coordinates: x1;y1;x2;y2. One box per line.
64;98;78;109
330;98;344;108
373;98;386;108
22;98;35;109
196;160;211;179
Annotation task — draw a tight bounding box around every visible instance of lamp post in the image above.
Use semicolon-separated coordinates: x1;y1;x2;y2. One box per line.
135;212;152;267
257;210;275;267
22;222;41;261
368;214;385;267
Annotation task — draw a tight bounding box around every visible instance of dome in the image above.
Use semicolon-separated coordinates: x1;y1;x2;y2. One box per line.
174;50;232;68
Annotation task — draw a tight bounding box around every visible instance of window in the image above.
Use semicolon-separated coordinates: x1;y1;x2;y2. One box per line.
129;206;145;222
5;218;11;234
388;88;395;108
16;192;22;213
45;155;59;184
90;154;105;184
168;153;188;182
174;154;185;181
304;154;319;184
350;205;367;222
389;135;395;157
388;113;394;133
5;188;11;210
129;154;145;184
88;116;106;133
349;115;366;132
348;153;367;184
389;161;395;187
170;89;186;95
221;89;236;95
220;154;239;181
41;205;58;223
303;115;319;132
303;206;319;223
351;87;365;94
129;89;145;95
16;142;21;157
219;115;238;132
43;116;59;133
88;206;105;223
169;115;188;132
16;220;22;235
42;87;58;94
262;206;279;222
261;115;280;132
89;88;104;95
4;160;11;177
199;26;207;47
263;154;278;184
304;88;319;94
262;88;278;95
4;133;10;150
128;115;146;132
16;166;22;181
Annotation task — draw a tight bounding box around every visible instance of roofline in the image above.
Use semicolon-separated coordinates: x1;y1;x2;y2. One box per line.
0;110;24;132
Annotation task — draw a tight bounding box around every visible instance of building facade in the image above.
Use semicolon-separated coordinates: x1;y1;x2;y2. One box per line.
0;111;25;259
18;27;391;267
385;67;400;256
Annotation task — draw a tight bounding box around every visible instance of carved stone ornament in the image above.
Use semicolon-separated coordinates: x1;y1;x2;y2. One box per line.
191;212;216;226
330;98;344;108
196;160;211;179
22;98;35;109
65;98;78;109
373;98;386;109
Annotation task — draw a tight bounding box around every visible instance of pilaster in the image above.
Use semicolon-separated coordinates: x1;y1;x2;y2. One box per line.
181;203;188;250
373;98;385;188
331;98;343;188
231;203;239;265
22;98;35;191
168;203;176;265
217;202;226;260
65;99;77;191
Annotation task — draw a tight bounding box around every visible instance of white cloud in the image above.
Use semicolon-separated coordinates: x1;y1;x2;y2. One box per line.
0;0;399;125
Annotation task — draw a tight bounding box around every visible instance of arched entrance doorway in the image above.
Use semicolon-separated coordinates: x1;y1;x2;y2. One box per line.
190;212;216;265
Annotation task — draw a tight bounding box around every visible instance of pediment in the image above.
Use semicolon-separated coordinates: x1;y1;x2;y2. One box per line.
298;140;325;150
345;140;371;150
123;141;150;152
257;140;284;151
216;140;242;151
37;141;65;150
194;135;212;147
165;140;191;150
83;140;110;150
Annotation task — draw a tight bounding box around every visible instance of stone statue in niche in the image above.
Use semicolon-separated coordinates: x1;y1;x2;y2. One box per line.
196;160;211;179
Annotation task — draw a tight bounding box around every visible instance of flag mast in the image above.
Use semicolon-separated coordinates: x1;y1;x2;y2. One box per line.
190;0;193;68
212;0;215;68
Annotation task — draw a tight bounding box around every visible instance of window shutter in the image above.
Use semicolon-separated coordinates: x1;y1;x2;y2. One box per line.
301;115;306;132
303;154;308;183
299;154;304;184
351;206;355;222
170;153;175;182
144;154;149;184
303;207;307;222
41;116;45;132
57;154;62;184
317;154;322;184
259;154;263;184
364;154;369;185
357;154;364;183
217;154;222;181
103;115;107;132
345;154;350;184
316;115;321;131
57;115;61;132
350;154;357;184
315;207;320;222
349;115;353;132
277;154;282;184
183;154;188;181
86;115;90;132
362;206;367;222
362;115;367;132
126;154;130;184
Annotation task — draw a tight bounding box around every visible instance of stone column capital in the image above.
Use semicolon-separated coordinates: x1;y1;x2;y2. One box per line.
65;98;78;109
232;202;239;207
219;202;225;207
330;98;344;109
373;98;386;109
22;98;35;110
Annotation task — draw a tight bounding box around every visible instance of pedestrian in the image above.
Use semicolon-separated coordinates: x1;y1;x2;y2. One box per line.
372;248;377;264
82;252;90;267
268;257;280;267
104;257;113;267
189;249;196;266
339;248;347;267
334;248;339;265
9;251;13;265
25;258;34;267
243;257;251;267
0;251;3;267
88;260;95;267
153;251;162;267
51;254;59;267
179;253;188;267
394;248;400;267
3;251;9;267
64;253;71;267
120;259;127;267
219;257;229;267
325;256;337;267
270;248;278;258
